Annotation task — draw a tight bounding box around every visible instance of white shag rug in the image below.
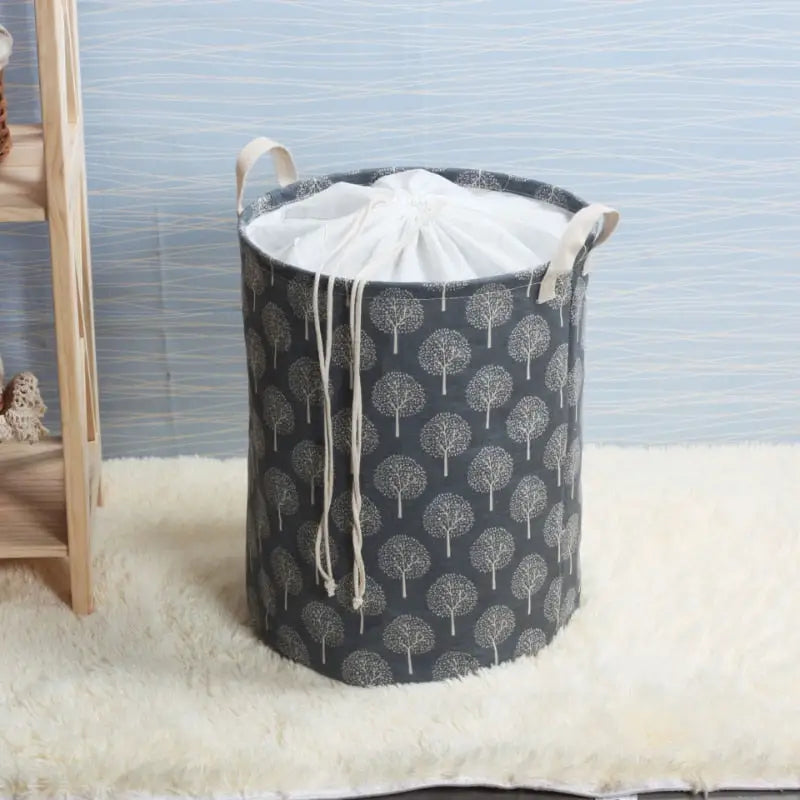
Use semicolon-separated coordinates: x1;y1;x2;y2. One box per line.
1;445;799;800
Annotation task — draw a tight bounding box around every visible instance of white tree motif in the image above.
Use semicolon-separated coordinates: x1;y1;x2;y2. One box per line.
470;528;515;590
515;628;546;658
331;325;377;388
378;535;431;598
264;468;298;531
262;387;294;452
291;440;324;505
561;586;577;624
547;272;573;327
330;492;382;538
331;407;379;460
425;280;469;312
297;520;340;586
246;329;267;385
420;413;471;477
432;651;480;680
249;408;266;460
543;423;568;486
294;176;333;199
374;455;427;519
243;252;267;311
564;436;581;500
474;605;515;666
571;276;587;343
566;357;584;422
270;547;303;610
455;169;503;191
261;303;291;368
507;315;550;380
276;625;310;666
465;283;513;348
467;447;513;511
369;288;424;354
287;278;325;341
545;343;569;408
371;371;425;437
511;554;548;615
466;365;513;429
422;493;474;558
335;572;387;635
301;601;345;665
288;356;325;424
426;574;478;636
418;328;471;395
509;475;548;539
543;501;565;561
543;577;563;627
563;513;580;574
341;650;394;687
506;396;549;460
382;614;435;676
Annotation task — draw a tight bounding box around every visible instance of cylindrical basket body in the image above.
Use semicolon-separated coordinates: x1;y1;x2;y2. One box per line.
240;166;597;686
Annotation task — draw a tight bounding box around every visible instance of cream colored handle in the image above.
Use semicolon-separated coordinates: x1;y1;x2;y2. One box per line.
537;203;620;303
236;137;298;215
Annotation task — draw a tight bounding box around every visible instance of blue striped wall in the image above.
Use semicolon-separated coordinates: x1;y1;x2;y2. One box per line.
1;0;798;457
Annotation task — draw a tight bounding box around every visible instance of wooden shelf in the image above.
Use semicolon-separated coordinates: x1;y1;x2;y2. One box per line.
0;124;47;223
0;438;68;559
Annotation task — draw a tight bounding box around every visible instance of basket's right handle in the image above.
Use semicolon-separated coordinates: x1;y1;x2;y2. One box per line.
236;137;298;215
537;203;620;303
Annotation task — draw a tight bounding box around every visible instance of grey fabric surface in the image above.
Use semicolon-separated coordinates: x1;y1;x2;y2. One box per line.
242;167;592;686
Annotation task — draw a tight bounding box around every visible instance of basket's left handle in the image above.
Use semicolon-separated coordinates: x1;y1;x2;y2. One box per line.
537;203;619;303
236;137;298;215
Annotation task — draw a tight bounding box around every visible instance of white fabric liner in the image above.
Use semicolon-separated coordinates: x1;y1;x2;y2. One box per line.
245;168;572;284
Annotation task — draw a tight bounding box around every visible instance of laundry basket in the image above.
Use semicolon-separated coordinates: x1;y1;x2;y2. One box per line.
237;137;619;686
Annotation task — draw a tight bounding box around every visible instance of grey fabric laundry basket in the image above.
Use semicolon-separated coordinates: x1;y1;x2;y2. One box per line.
236;136;619;687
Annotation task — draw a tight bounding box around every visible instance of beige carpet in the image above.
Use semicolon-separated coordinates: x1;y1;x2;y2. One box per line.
1;445;799;799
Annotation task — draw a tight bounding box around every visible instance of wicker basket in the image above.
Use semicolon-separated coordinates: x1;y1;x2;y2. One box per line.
0;26;13;163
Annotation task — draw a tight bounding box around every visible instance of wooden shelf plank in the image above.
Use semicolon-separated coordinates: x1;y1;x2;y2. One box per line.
0;438;68;558
0;124;47;222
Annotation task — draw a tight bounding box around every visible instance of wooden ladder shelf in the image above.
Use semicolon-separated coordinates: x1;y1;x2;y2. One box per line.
0;0;101;614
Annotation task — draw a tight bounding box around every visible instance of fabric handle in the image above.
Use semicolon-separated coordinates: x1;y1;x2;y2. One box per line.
537;203;620;303
236;136;298;215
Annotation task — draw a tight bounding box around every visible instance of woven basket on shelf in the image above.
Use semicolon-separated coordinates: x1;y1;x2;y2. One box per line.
0;26;13;163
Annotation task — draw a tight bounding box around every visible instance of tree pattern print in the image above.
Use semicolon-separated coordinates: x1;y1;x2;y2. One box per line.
511;554;548;615
383;614;435;676
288;356;326;424
509;475;548;539
466;365;513;429
545;343;569;408
261;302;291;368
264;468;298;531
378;535;431;598
291;440;324;505
241;166;596;686
474;605;515;666
262;387;294;452
418;328;471;395
332;324;377;388
470;527;515;590
369;288;424;354
341;650;393;687
302;601;345;665
466;283;513;348
336;572;387;634
426;574;478;636
422;493;474;558
432;651;480;680
371;371;425;437
374;455;427;518
467;447;513;511
515;628;546;658
506;396;549;460
420;412;471;477
508;315;550;380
